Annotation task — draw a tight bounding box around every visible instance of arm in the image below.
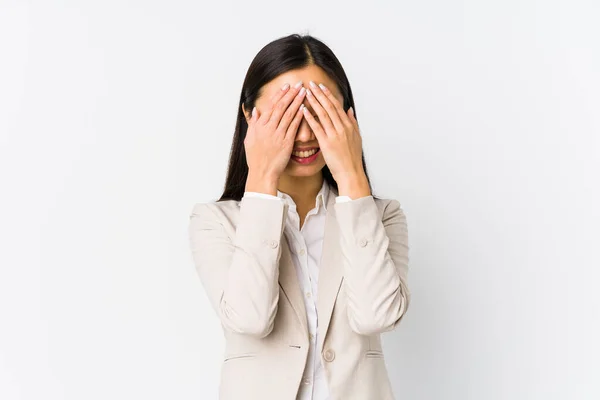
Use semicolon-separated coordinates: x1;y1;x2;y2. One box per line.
188;196;288;338
334;196;411;335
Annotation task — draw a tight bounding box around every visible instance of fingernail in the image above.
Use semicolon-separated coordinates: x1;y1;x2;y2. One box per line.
252;106;257;117
309;81;317;88
299;87;306;96
294;80;303;89
306;88;312;96
318;83;327;91
349;107;354;116
281;83;290;91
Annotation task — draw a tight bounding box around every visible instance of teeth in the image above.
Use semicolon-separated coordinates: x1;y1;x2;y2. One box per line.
292;148;318;158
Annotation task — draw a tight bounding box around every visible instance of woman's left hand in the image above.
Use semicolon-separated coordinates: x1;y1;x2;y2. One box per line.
302;81;371;199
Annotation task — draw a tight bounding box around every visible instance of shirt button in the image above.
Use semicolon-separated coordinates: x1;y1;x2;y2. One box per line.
303;378;311;385
309;333;315;341
269;240;279;249
359;238;368;247
323;349;335;362
306;292;312;298
299;248;306;255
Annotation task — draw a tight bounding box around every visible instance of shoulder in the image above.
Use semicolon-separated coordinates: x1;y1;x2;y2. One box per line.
372;196;406;223
189;199;241;226
334;195;406;227
349;195;404;216
190;199;239;214
373;196;401;210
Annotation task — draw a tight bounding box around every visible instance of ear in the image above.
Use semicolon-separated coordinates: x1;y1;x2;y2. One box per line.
241;104;251;123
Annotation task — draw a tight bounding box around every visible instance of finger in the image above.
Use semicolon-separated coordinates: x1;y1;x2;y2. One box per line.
246;106;259;132
284;103;306;140
306;88;336;136
268;81;303;126
302;105;327;143
318;82;354;129
347;106;360;134
258;82;291;124
308;81;345;133
277;86;306;132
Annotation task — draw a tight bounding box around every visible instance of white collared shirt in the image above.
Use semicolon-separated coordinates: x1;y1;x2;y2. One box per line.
244;181;350;400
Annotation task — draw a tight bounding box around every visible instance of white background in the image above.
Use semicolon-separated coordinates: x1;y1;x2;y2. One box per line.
1;0;599;399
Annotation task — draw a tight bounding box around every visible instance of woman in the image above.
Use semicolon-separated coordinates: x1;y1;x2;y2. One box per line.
188;34;411;400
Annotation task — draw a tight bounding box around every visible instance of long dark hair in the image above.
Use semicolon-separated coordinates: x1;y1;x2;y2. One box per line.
218;33;373;202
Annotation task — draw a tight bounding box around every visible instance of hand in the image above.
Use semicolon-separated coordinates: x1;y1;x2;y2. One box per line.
244;81;306;194
302;81;371;198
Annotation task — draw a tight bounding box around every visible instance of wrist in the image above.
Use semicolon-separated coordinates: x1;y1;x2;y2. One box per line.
336;172;371;199
245;171;279;196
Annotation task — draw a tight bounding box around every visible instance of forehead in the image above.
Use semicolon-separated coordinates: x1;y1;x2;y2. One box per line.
256;64;343;105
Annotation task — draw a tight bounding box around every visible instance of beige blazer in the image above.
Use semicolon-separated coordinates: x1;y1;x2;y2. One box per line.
188;186;410;400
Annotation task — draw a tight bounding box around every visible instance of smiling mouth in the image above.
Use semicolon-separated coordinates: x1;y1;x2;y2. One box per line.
290;148;321;164
291;148;319;158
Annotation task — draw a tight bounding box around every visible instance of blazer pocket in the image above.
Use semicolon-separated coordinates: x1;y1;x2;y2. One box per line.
223;352;257;362
365;350;384;358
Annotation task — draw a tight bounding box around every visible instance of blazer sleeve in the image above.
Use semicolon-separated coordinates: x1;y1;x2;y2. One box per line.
188;196;289;338
334;196;411;335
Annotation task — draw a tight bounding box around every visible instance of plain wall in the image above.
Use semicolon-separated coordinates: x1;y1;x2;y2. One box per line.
1;0;599;399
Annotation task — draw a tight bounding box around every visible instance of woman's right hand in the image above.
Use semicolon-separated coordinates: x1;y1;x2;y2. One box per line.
244;81;306;195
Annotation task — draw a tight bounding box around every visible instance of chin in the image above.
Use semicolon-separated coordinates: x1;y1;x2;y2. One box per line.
285;162;326;178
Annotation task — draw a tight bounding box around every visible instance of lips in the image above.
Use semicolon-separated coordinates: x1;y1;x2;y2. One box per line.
291;147;319;158
290;148;321;164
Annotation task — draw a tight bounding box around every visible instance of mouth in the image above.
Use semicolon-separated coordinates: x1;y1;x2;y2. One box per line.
290;148;320;165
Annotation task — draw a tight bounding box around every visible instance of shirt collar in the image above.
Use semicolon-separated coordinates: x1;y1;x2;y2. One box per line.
276;179;330;212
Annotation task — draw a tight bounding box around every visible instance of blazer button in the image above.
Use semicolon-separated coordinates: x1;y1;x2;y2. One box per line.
359;238;368;247
323;349;335;362
269;240;279;249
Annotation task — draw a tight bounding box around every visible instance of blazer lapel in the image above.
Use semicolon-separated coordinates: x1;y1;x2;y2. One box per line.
316;187;344;353
278;236;309;335
276;184;344;349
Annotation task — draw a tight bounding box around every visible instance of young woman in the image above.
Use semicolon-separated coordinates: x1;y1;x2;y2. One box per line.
188;34;411;400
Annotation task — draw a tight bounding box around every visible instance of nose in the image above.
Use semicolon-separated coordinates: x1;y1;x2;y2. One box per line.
294;113;316;143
